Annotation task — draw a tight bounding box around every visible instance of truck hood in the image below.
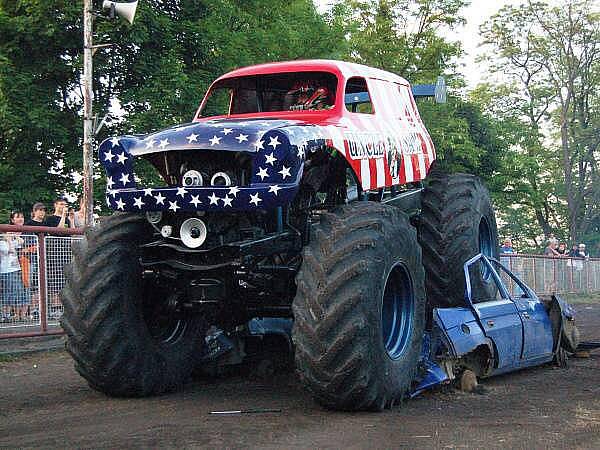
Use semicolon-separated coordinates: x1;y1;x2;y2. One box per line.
122;118;310;156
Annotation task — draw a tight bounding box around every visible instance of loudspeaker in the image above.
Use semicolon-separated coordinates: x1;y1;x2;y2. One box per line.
180;218;207;249
102;1;138;24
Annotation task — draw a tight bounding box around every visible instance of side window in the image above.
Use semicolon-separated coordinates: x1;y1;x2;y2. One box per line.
491;260;531;299
344;77;374;114
397;84;417;124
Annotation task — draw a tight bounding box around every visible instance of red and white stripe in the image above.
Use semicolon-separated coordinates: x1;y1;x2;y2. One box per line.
318;66;436;190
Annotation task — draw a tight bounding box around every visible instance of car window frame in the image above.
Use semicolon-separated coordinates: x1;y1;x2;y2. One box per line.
464;254;512;307
343;76;376;115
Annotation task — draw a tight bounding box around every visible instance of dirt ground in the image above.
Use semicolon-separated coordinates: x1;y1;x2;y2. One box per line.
1;301;599;449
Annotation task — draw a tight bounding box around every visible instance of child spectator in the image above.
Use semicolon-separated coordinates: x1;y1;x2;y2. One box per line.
25;203;46;226
1;212;31;322
500;238;515;254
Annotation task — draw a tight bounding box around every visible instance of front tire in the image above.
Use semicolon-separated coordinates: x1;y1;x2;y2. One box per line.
60;213;206;397
292;203;425;411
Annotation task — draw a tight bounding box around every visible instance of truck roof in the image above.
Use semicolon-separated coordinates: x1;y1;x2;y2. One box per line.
216;59;409;85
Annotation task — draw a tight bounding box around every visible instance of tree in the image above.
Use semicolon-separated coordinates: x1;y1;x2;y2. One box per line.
0;0;83;219
477;0;600;246
331;0;467;83
0;0;344;219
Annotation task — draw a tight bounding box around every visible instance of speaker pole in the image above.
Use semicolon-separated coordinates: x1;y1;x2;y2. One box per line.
82;0;94;227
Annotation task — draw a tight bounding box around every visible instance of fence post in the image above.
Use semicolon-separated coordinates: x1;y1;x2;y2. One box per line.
532;258;546;292
569;258;573;293
38;233;48;333
586;261;591;294
552;257;557;294
508;256;514;294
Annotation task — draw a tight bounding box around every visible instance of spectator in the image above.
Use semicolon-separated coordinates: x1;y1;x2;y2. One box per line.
568;244;579;257
500;238;516;254
9;211;24;228
69;197;86;228
43;199;72;319
557;242;568;256
544;240;560;257
44;198;71;228
25;202;46;226
1;213;31;322
577;243;589;259
9;211;35;311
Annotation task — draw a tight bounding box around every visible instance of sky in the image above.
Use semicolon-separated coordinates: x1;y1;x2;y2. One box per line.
314;0;523;89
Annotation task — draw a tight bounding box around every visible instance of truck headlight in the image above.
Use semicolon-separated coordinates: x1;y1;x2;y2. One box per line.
161;225;173;238
182;170;203;187
210;172;232;187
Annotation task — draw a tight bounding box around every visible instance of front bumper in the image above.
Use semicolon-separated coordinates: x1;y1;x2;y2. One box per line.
106;184;299;212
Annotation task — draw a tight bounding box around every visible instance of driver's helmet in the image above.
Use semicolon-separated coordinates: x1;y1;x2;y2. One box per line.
286;81;331;110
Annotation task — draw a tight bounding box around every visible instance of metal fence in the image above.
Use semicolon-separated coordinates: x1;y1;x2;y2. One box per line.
0;225;83;339
1;223;599;338
500;254;600;296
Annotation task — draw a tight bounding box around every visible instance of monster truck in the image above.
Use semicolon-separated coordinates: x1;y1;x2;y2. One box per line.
61;60;499;411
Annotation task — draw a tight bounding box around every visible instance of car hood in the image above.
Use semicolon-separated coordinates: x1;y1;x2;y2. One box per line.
120;118;311;157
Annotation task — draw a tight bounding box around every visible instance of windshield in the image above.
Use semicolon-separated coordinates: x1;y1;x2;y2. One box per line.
199;71;338;117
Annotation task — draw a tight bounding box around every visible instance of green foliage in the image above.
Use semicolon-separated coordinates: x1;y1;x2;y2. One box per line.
0;0;344;218
0;0;82;216
418;97;503;186
331;0;466;83
477;0;600;249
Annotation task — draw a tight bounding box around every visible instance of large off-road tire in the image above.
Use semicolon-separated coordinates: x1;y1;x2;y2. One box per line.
418;167;499;307
60;213;206;397
292;202;425;411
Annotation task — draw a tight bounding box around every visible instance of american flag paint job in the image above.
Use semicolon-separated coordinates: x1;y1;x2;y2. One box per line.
100;60;435;213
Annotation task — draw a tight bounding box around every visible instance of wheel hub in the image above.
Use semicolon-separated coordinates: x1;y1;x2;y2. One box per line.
381;264;415;360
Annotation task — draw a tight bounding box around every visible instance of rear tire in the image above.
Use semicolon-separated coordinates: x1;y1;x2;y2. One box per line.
292;202;425;411
418;167;499;307
60;213;206;397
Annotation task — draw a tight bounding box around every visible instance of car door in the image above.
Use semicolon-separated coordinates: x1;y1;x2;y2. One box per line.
465;255;524;370
494;263;554;360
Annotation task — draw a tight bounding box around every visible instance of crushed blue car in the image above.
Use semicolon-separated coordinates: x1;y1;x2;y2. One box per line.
213;253;594;399
411;254;585;395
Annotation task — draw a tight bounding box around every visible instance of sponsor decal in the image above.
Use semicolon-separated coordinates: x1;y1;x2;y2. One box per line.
346;131;386;160
346;130;423;162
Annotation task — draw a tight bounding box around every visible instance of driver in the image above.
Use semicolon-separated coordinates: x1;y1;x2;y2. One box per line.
286;81;333;110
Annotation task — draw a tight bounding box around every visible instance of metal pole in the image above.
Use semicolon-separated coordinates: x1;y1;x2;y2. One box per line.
83;0;94;227
38;233;48;333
